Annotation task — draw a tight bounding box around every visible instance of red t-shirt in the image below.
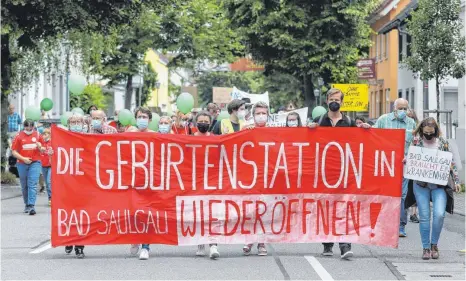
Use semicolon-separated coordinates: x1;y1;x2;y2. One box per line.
172;124;190;135
40;139;52;167
11;131;44;164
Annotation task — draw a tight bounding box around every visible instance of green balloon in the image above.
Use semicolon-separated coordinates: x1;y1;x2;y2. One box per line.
72;107;85;116
60;111;74;126
148;119;159;131
152;113;161;123
216;110;230;122
25;106;41;121
312;106;327;120
118;109;133;126
176;93;194;114
68;74;87;94
270;108;275;114
130;116;137;126
40;98;53;111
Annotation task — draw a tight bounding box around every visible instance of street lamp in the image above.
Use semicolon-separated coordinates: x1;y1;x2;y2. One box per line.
314;88;321;106
63;39;72;112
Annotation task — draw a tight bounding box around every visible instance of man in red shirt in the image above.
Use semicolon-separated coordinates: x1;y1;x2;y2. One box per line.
11;119;46;215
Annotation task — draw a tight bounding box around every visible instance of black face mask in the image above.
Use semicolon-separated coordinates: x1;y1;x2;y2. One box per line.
424;133;434;140
197;123;210;133
328;102;340;112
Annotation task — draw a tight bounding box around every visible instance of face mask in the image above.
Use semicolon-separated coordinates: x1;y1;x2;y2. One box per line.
92;119;102;130
328;102;340;112
38;127;44;134
237;110;246;120
423;133;435;141
197;123;210;133
24;130;33;135
288;120;298;127
397;110;407;120
180;121;187;127
254;115;268;124
159;124;170;134
70;125;83;133
137;118;149;130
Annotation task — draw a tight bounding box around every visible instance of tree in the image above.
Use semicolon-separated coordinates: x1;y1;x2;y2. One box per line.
1;0;167;167
223;0;375;113
70;84;107;111
405;0;466;121
90;0;244;109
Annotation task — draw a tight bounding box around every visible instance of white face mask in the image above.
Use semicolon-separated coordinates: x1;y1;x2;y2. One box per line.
24;130;33;135
288;120;298;127
237;110;246;120
254;115;268;124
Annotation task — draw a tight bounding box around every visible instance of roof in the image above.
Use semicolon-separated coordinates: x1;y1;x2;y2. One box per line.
378;0;418;34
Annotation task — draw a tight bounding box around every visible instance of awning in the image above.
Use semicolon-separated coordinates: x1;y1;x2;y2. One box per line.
377;0;418;34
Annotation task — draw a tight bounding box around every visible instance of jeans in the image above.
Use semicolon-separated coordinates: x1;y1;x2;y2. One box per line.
413;183;447;249
141;244;150;250
42;167;52;199
399;177;409;227
17;161;41;207
323;242;351;250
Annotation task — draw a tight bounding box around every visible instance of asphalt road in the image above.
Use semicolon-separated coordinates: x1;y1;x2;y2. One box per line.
1;186;465;280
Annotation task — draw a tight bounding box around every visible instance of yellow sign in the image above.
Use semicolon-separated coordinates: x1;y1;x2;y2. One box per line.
331;84;369;112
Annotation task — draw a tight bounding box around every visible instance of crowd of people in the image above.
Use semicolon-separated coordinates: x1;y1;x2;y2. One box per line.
6;87;462;261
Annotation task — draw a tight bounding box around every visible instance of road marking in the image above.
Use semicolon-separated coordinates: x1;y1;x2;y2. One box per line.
30;242;51;254
305;256;334;281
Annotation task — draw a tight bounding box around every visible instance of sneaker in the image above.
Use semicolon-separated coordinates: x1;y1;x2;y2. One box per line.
410;214;419;223
196;244;206;256
340;245;354;260
75;248;85;259
209;245;220;259
422;248;431;260
257;244;267;256
65;246;73;254
48;200;51;206
139;248;149;260
322;244;333;256
39;186;45;193
431;244;439;259
399;226;407;237
130;244;140;255
29;208;36;216
24;205;31;213
242;244;253;256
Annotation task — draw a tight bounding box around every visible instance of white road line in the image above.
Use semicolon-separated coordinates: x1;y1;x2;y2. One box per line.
29;242;51;254
305;256;334;281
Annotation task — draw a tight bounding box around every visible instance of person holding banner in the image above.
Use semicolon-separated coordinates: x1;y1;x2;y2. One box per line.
308;88;370;260
134;115;174;260
405;117;461;260
172;111;190;135
286;112;302;127
212;99;247;135
134;107;156;133
11;119;46;216
207;103;220;131
374;98;416;238
89;110;118;134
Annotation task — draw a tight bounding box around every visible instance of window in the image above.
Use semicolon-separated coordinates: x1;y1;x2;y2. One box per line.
385;33;389;59
410;88;415;109
378;89;384;115
398;33;403;62
406;89;410;103
381;34;385;59
406;34;412;57
423;81;429;110
378;35;382;61
376;35;379;62
398;90;402;98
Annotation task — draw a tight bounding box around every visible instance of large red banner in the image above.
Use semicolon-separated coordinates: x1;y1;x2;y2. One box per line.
51;127;404;248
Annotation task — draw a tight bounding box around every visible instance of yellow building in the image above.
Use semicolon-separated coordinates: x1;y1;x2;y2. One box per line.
144;49;170;112
368;0;416;118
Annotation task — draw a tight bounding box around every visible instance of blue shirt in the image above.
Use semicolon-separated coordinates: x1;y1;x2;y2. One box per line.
7;112;22;132
374;112;416;155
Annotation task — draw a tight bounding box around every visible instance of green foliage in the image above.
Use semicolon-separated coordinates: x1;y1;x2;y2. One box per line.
223;0;375;108
70;84;107;112
140;62;159;107
1;171;17;185
405;0;466;82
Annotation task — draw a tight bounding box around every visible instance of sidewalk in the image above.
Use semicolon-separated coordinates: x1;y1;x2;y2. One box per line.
454;192;466;216
1;184;22;200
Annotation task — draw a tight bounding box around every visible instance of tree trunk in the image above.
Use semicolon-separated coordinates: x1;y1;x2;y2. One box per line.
124;75;133;110
303;73;315;119
435;75;440;122
1;34;12;171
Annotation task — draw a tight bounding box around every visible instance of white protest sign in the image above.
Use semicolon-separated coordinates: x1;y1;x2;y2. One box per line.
404;146;453;185
230;87;270;105
267;107;308;127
